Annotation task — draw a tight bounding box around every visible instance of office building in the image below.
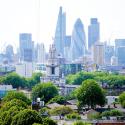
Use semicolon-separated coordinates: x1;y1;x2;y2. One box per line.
54;6;66;57
37;43;46;64
117;46;125;65
5;44;14;62
70;18;86;61
64;35;71;61
93;42;105;65
88;18;100;49
19;33;34;62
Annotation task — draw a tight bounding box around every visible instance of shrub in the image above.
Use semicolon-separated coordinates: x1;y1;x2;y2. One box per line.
66;113;81;120
73;121;91;125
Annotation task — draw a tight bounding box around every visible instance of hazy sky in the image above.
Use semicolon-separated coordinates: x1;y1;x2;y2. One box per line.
0;0;125;52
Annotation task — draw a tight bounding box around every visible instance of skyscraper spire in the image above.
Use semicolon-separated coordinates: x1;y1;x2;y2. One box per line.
54;6;66;57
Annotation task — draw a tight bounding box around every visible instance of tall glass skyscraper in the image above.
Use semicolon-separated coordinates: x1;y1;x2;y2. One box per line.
70;18;86;61
88;18;100;49
19;33;34;62
54;6;66;57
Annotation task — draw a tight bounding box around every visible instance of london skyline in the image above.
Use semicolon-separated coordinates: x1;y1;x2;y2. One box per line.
0;0;125;52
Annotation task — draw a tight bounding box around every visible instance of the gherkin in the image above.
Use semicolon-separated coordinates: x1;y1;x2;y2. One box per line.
71;18;86;61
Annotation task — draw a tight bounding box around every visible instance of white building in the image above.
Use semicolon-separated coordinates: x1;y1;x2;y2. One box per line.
15;62;34;78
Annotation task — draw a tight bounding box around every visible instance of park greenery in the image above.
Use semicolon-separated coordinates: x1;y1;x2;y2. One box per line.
66;71;125;87
119;92;125;108
76;79;106;109
0;72;43;89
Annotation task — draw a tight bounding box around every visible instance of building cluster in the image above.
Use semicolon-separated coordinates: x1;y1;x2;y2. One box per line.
1;6;125;77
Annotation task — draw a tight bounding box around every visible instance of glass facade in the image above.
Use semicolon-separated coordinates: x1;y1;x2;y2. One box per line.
71;18;86;61
88;18;100;49
54;7;66;57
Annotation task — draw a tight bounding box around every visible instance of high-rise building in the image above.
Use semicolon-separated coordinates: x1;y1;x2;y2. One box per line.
88;18;100;49
93;42;105;65
70;18;86;61
54;6;66;57
5;44;14;62
64;35;71;61
117;46;125;65
19;33;34;62
105;45;114;65
37;43;46;64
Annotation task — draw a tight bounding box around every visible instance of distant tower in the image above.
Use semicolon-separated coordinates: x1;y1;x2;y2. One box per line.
46;44;59;77
70;18;86;61
5;44;14;62
93;42;105;66
19;33;34;62
54;6;66;57
88;18;100;50
37;43;46;63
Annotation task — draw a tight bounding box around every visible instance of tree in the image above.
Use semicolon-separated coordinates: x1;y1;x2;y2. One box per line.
76;79;106;109
11;109;43;125
2;72;25;88
32;82;58;103
3;91;31;105
1;99;27;112
119;92;125;108
50;106;73;116
48;95;66;104
32;72;43;83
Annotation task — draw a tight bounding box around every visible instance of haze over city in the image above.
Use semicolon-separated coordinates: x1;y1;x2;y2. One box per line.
0;0;125;52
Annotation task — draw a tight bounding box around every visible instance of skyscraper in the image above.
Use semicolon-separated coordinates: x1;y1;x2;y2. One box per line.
37;43;46;64
54;6;66;57
5;44;14;62
19;33;34;62
70;18;86;61
88;18;100;49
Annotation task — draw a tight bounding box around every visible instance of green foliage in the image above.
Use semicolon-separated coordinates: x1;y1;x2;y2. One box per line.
101;109;123;117
0;99;27;112
11;109;43;125
87;112;101;120
66;113;81;120
66;72;94;85
32;82;58;103
42;117;57;125
3;91;31;105
73;121;91;125
66;71;125;88
32;123;43;125
50;106;73;116
26;78;37;89
119;92;125;108
32;72;43;83
2;72;25;88
48;95;66;104
76;79;106;109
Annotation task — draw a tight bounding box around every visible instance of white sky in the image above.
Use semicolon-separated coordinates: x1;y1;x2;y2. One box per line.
0;0;125;52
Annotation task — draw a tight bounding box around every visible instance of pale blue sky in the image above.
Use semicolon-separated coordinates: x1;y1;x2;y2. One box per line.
0;0;125;52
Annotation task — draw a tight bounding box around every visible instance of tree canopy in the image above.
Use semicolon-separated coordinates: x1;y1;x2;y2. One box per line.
76;79;106;109
3;91;31;105
119;92;125;108
32;82;58;103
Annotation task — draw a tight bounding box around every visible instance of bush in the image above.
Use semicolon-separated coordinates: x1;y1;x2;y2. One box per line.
73;121;91;125
48;95;66;104
101;109;123;117
66;113;81;120
50;106;73;116
42;117;57;125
